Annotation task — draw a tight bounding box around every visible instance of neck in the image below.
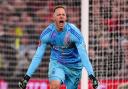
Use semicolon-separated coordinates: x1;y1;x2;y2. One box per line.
54;24;64;32
57;28;63;32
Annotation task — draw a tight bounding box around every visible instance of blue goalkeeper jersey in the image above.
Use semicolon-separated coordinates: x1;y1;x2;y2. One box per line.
26;22;94;77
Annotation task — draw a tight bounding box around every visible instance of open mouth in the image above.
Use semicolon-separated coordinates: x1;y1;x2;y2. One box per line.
57;20;65;29
59;20;64;24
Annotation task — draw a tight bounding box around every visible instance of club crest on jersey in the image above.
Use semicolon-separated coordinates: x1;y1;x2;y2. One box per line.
64;32;70;46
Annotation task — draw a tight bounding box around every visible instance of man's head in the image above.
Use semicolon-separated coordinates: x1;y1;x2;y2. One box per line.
53;5;67;31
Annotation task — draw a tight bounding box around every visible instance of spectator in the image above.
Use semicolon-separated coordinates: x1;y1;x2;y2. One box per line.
0;27;6;79
117;28;128;78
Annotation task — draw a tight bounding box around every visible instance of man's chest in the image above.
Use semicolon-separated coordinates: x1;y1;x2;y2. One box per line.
50;31;71;46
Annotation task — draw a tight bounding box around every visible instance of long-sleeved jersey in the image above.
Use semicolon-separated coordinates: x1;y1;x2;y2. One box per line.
26;22;94;77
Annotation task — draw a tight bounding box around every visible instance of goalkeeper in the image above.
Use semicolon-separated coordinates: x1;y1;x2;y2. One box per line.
19;5;98;89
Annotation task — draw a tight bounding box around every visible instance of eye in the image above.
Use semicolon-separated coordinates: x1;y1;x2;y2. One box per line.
62;14;66;16
57;14;61;16
56;14;66;16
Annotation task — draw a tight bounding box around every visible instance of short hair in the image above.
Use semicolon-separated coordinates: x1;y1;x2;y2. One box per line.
54;5;66;12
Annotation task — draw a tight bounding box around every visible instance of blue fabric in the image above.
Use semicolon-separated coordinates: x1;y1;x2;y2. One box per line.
26;22;94;77
48;60;82;89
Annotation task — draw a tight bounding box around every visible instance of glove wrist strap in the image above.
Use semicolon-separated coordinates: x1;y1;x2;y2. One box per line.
89;74;96;80
24;75;30;81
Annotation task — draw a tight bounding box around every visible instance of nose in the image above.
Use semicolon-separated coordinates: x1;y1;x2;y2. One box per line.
60;16;63;19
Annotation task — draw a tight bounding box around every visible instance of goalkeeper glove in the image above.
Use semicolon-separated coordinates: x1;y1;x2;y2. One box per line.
19;75;30;89
89;74;98;89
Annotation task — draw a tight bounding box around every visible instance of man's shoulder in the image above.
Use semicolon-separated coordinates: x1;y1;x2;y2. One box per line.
44;23;55;30
66;22;76;28
39;23;54;39
40;23;54;35
66;23;82;41
66;23;79;30
66;22;80;34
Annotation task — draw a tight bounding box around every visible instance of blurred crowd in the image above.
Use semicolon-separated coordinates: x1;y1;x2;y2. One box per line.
0;0;128;88
0;0;81;88
89;0;128;79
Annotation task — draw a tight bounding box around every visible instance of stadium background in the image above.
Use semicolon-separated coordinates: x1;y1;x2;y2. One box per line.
0;0;128;89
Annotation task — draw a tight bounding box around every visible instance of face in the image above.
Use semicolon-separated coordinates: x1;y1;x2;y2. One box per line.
53;8;67;31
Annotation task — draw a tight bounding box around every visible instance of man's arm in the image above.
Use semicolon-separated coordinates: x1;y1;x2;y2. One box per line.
18;25;52;89
26;43;47;77
69;23;98;88
75;42;94;75
75;39;98;89
19;43;47;89
69;23;94;75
